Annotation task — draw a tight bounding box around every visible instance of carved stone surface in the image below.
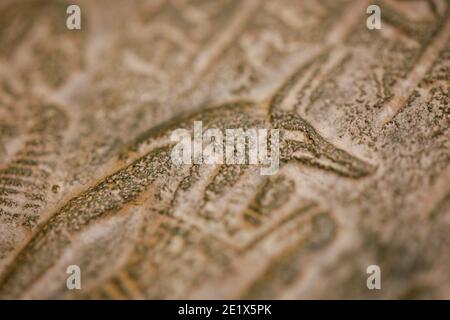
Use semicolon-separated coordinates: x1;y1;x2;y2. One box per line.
0;0;448;299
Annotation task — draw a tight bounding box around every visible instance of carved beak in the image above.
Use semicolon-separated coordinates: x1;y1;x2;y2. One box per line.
273;111;376;178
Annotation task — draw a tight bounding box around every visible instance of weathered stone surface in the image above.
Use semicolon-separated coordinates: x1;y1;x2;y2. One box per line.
0;0;448;299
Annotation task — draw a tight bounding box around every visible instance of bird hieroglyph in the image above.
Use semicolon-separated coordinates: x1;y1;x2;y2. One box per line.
0;0;449;299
